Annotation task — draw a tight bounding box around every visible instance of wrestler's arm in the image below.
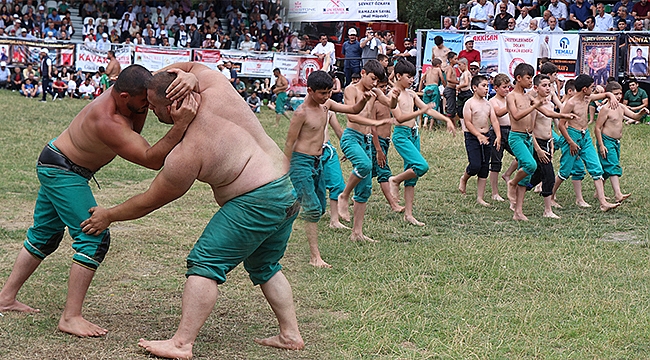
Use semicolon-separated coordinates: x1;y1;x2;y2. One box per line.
537;102;574;120
327;111;344;140
489;105;501;151
589;92;618;109
392;93;431;123
490;98;509;117
507;92;541;121
375;87;399;109
344;87;390;126
326;91;371;114
81;151;198;235
156;62;215;100
418;70;426;92
370;126;386;167
284;107;306;159
96;93;198;170
558;99;579;155
594;107;608;156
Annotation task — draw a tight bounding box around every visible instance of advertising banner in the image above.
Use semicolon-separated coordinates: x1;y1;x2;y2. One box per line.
241;52;274;77
465;32;500;75
626;34;650;82
272;54;322;94
133;46;191;71
75;44;132;72
538;33;579;77
193;49;222;70
0;38;75;66
422;31;463;73
579;33;618;86
498;33;540;79
284;0;397;22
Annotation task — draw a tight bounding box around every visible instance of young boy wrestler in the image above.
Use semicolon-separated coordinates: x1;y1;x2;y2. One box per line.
338;59;399;242
551;74;620;211
371;77;404;213
388;59;455;225
488;73;517;202
284;70;372;267
418;58;447;129
595;81;648;202
443;52;459;120
322;110;350;227
458;74;501;207
456;58;473;124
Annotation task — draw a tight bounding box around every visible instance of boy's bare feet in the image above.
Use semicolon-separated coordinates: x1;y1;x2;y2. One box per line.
533;183;542;193
477;199;491;207
404;215;425;226
600;202;620;212
543;211;560;219
350;233;379;243
492;194;505;202
458;175;467;195
58;315;108;337
388;176;400;201
254;334;305;350
0;299;40;313
329;221;350;229
391;204;405;213
337;194;350;222
138;338;193;360
309;258;332;268
550;199;563;208
512;212;529;221
575;200;592;208
615;193;631;202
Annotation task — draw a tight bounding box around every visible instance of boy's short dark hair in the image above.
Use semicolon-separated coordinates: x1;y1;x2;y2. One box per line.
471;74;487;89
513;63;535;81
605;81;622;92
351;72;361;79
533;74;550;86
574;74;594;91
394;58;416;76
434;35;443;46
628;77;638;85
493;73;510;87
565;79;576;93
273;67;280;73
377;53;389;62
362;59;386;78
447;51;457;60
432;58;442;66
539;61;558;75
307;70;333;91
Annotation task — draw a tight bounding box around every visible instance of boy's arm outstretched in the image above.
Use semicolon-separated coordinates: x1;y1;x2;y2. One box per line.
589;92;618;109
374;87;400;109
327;91;372;114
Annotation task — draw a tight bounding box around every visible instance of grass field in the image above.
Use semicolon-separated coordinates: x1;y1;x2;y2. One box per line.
1;90;650;359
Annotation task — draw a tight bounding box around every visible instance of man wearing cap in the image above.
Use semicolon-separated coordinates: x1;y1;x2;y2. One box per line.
458;39;481;67
97;33;111;51
469;61;481;76
39;48;55;102
175;23;189;47
0;61;10;89
6;17;22;34
238;33;255;51
217;60;231;79
19;27;36;40
360;27;383;66
342;27;362;86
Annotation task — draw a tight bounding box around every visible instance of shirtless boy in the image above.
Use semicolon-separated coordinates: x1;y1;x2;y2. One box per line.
389;59;455;226
82;63;306;359
419;58;447;129
322;110;350;227
459;74;500;206
456;58;473;123
371;77;404;212
284;70;371;268
338;59;399;242
0;65;197;337
273;68;290;126
488;73;517;202
595;81;647;202
106;50;121;84
552;74;620;211
443;51;459;119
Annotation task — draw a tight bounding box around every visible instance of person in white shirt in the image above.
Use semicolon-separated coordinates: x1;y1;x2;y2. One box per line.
217;60;231;80
442;16;458;31
96;33;111;51
516;6;533;30
83;18;96;36
184;10;198;26
542;16;564;32
78;78;95;99
84;34;97;48
595;3;614;31
469;0;489;29
238;34;255;51
311;34;336;72
548;0;568;29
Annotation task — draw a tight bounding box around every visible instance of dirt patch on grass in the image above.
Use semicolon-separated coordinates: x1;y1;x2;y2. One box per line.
600;232;645;245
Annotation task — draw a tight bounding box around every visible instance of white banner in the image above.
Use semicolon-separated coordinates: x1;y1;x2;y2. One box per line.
464;33;500;75
498;33;540;78
241;52;275;77
548;33;580;60
284;0;397;22
272;54;322;94
75;44;132;72
133;46;191;71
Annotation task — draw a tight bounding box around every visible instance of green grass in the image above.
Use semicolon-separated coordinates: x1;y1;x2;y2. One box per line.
1;90;650;359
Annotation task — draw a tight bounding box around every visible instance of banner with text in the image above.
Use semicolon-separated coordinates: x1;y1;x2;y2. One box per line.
538;33;579;77
284;0;397;22
75;44;132;72
579;33;618;86
133;46;191;71
0;38;74;67
498;33;540;79
422;31;463;73
272;54;322;94
626;34;650;82
466;32;500;75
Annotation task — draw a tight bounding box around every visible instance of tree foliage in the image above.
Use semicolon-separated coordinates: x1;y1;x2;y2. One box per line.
399;0;465;34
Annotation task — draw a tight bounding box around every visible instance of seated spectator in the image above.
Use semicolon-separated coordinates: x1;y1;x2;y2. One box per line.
10;67;24;91
614;6;634;30
493;3;514;30
595;3;613;31
506;17;517;30
516;7;532;31
542;16;564;32
0;61;9;89
580;15;596;31
234;77;247;97
455;4;470;29
246;91;261;113
20;77;38;98
239;33;255;51
78;77;95;99
528;18;540;31
52;76;68;99
22;64;37;81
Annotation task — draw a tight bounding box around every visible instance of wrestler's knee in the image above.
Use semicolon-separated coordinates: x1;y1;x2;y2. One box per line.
71;230;110;270
412;161;429;178
24;229;65;260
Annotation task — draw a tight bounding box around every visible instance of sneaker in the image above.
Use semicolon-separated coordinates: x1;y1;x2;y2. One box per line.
39;99;46;102
53;93;58;101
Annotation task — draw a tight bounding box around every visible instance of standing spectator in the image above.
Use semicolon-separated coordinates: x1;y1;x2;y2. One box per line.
469;0;489;30
188;23;202;48
458;39;481;66
341;27;362;86
494;0;516;17
0;61;9;89
548;0;568;30
216;60;230;80
39;48;53;102
595;3;613;31
175;23;189;47
226;60;237;85
360;27;382;65
312;33;336;71
567;0;595;30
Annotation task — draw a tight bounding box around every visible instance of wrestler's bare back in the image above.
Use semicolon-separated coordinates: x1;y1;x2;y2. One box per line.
165;71;287;206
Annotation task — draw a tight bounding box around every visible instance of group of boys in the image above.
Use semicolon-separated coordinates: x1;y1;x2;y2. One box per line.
457;60;643;220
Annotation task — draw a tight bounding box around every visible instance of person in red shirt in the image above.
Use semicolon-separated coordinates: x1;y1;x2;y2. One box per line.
458;39;481;66
632;0;650;29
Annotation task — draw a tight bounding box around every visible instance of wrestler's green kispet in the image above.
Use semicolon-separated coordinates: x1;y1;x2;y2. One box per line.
558;127;604;181
340;127;373;203
289;152;327;223
275;91;287;114
393;125;429;187
599;133;622;179
508;130;536;186
321;141;346;200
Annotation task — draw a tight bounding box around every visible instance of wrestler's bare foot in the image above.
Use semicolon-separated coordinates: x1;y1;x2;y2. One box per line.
0;299;40;313
309;258;332;268
391;204;405;213
533;183;542;193
337;194;351;222
329;221;350;229
404;215;425;226
138;338;193;360
615;193;631;202
58;315;108;337
254;334;305;350
550;199;563;208
458;175;467;195
593;191;611;200
575;200;592;208
600;201;620;212
492;194;505;202
512;212;529;221
477;199;491;207
507;180;517;209
388;176;400;200
543;211;560;219
350;233;379;243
